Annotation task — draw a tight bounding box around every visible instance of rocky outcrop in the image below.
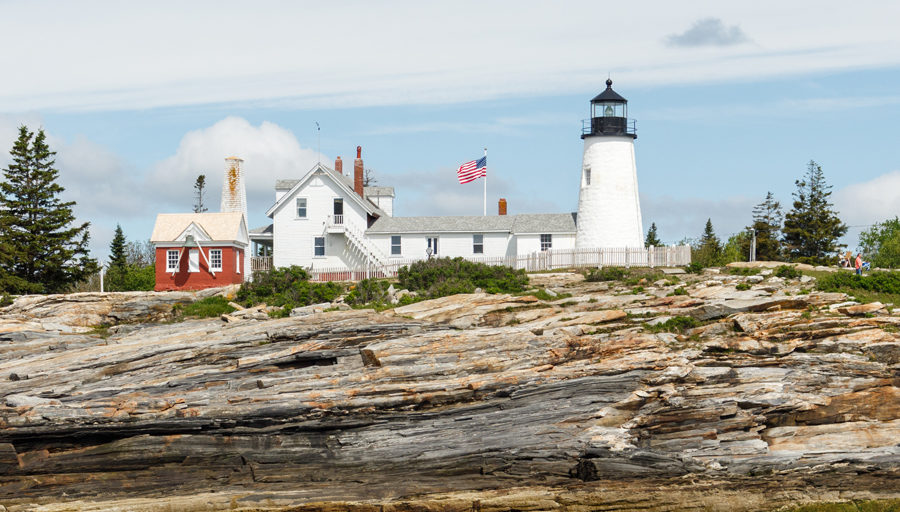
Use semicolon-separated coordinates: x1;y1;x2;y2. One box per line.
0;270;898;510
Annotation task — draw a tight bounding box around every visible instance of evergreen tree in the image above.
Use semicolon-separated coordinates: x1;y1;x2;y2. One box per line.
743;191;784;261
645;222;661;247
193;174;208;213
109;224;128;270
782;161;847;264
0;126;97;293
692;218;722;267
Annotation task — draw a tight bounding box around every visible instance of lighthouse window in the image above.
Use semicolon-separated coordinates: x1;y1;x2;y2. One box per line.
540;234;552;251
584;167;591;186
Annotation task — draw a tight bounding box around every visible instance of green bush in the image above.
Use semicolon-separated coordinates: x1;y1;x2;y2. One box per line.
179;296;235;318
643;316;701;333
397;257;528;298
816;271;900;295
726;267;760;276
237;266;343;310
685;262;704;274
345;278;391;306
735;282;751;291
585;267;626;282
667;287;688;296
105;264;155;291
775;265;802;279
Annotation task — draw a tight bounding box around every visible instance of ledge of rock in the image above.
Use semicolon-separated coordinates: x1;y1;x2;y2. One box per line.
0;272;898;511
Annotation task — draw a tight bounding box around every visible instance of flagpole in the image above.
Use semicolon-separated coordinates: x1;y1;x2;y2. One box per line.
483;147;487;216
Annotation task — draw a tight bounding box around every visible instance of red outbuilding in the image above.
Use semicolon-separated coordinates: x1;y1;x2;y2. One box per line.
150;212;250;291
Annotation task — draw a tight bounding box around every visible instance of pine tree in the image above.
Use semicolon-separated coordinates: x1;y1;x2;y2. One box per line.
782;161;847;264
645;222;661;247
744;191;784;261
109;224;128;270
193;174;208;213
692;218;722;267
0;126;97;293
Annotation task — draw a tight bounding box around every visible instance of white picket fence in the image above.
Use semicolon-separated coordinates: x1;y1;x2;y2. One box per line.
302;245;691;282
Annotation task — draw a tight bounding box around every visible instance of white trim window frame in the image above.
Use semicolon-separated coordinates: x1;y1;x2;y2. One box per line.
296;197;308;219
391;235;401;256
540;234;552;252
166;250;179;272
313;236;325;257
236;249;240;274
473;234;484;254
210;249;223;272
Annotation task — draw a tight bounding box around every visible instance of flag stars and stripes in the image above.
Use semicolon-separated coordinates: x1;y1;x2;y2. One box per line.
457;156;487;184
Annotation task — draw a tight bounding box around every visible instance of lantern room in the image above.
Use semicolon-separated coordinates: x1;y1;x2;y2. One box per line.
582;79;636;139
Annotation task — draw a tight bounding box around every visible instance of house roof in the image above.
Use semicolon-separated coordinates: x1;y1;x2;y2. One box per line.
150;212;248;243
364;186;395;197
265;163;386;218
366;212;577;235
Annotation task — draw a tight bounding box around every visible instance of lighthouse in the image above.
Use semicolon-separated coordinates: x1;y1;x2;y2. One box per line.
575;79;644;249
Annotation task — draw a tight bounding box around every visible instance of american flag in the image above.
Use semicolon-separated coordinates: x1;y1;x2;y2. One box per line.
457;156;487;184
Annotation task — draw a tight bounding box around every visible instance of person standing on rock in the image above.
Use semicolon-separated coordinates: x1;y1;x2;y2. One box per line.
855;253;863;275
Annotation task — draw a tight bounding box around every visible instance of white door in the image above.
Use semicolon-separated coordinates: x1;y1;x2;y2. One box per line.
188;249;199;272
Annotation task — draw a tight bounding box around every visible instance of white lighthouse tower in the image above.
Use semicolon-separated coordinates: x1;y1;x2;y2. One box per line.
575;79;644;249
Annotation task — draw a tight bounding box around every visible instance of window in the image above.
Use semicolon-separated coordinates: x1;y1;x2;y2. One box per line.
236;250;241;274
427;237;439;256
584;167;591;186
391;235;401;255
473;234;484;254
166;250;179;272
540;234;552;251
210;249;222;272
188;249;200;272
314;237;325;257
296;197;307;218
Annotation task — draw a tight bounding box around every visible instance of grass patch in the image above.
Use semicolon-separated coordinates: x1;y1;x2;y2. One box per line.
525;289;573;301
775;264;802;279
667;287;688;296
585;267;626;282
87;323;113;338
815;270;900;305
735;282;751;291
179;296;236;318
777;498;900;512
726;267;760;276
642;315;701;333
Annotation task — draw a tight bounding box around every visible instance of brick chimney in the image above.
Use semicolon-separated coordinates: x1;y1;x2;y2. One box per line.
498;198;507;216
354;146;364;198
335;156;343;174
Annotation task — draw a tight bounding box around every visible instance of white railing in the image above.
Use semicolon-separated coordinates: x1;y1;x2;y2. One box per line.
332;214;344;225
304;245;691;282
251;256;272;272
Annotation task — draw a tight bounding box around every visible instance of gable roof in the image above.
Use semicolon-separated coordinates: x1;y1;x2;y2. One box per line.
265;163;386;218
366;212;577;235
150;212;248;243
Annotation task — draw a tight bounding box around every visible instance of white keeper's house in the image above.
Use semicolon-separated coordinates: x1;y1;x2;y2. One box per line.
248;81;690;277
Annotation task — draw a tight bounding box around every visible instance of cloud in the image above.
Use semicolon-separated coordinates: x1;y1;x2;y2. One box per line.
147;117;323;228
834;170;900;228
641;194;757;245
665;18;751;48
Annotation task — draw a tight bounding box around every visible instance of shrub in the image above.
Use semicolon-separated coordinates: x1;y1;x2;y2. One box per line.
685;262;704;274
237;266;343;310
667;287;688;296
726;267;760;276
735;282;751;291
397;257;528;298
644;316;701;333
179;296;235;318
345;278;391;306
105;264;155;291
775;265;802;279
816;271;900;295
585;267;626;282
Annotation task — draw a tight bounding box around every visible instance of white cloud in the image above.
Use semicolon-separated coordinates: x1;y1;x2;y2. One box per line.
1;1;899;112
665;18;751;47
834;170;900;227
147;116;322;227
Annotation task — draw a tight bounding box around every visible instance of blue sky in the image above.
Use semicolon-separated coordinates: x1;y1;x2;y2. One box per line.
1;1;899;261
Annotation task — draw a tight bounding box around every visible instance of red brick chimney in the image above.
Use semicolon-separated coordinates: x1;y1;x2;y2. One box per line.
335;156;343;174
354;146;364;198
498;198;507;216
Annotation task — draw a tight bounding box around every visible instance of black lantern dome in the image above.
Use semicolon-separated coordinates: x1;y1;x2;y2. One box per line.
582;79;636;139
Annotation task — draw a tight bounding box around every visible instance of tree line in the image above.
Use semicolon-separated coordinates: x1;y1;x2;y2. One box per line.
645;160;900;268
